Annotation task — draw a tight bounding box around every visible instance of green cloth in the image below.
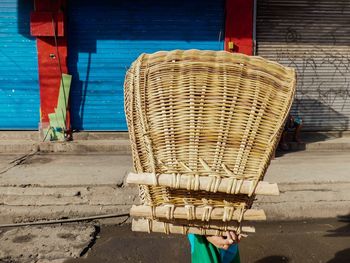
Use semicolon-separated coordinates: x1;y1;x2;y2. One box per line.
188;234;240;263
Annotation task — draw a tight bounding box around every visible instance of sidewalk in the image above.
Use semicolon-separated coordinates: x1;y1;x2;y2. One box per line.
1;131;350;154
0;153;136;224
0;149;349;224
257;150;350;219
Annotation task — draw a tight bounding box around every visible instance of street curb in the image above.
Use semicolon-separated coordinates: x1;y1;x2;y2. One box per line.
1;131;350;154
1;182;349;224
1;139;350;154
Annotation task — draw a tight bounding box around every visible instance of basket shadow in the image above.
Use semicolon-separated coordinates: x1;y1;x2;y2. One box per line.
254;255;289;263
325;214;350;237
327;248;350;263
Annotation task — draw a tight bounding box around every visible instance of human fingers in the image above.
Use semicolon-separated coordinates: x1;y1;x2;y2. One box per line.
222;244;230;250
216;236;230;251
207;236;231;248
225;231;233;244
226;231;236;244
230;231;239;243
217;236;232;246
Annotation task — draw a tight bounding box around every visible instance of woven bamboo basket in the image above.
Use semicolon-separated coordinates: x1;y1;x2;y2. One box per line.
125;49;296;236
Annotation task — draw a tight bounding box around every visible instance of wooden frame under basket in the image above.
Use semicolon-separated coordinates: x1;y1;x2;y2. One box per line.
124;50;296;236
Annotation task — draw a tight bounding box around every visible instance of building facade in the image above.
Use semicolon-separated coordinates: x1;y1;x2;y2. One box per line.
1;0;349;133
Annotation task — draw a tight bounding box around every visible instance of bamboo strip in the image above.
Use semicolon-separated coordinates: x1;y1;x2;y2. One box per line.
130;205;266;221
126;172;279;196
132;218;255;235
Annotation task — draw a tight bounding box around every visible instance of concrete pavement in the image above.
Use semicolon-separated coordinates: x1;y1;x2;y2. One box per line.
0;223;96;263
0;149;349;223
0;131;350;262
256;150;350;219
0;153;136;224
64;219;350;263
1;219;349;263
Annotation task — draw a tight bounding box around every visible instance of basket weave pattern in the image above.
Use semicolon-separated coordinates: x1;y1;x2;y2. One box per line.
125;50;296;234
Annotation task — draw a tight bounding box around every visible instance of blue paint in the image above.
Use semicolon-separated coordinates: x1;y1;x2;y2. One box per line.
0;0;39;130
68;0;225;131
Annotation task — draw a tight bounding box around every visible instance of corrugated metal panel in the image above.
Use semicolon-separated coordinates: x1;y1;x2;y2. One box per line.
68;0;225;131
0;0;39;130
257;0;350;131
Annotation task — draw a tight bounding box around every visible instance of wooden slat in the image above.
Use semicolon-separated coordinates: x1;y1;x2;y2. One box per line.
126;172;279;195
132;218;255;235
130;205;266;221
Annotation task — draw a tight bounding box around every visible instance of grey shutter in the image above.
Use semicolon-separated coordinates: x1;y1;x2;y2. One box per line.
257;0;350;131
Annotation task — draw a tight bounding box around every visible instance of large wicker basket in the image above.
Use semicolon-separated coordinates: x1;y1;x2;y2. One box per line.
125;50;296;236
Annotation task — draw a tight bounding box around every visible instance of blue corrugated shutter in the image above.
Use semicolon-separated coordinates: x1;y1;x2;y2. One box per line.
0;0;39;130
68;0;225;131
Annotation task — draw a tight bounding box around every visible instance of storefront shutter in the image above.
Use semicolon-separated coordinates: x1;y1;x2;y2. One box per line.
257;0;350;131
0;0;39;129
68;0;225;131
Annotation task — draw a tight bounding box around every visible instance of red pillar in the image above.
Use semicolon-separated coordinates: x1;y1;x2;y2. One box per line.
225;0;253;55
30;0;69;131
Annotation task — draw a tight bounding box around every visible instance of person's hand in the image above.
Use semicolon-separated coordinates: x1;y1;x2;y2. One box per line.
206;231;240;250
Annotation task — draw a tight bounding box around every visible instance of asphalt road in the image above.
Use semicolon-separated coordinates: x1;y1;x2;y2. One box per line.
65;218;350;263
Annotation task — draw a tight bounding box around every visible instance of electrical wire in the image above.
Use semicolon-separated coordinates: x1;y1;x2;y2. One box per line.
0;150;38;175
0;213;130;228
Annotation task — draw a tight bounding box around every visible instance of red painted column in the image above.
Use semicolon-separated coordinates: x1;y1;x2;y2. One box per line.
30;0;69;132
225;0;253;55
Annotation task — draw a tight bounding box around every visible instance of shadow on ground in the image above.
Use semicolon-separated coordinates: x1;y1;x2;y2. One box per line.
254;255;289;263
275;129;347;158
326;214;350;237
327;248;350;263
326;215;350;263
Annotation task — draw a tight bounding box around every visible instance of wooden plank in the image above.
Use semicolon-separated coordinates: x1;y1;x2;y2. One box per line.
126;172;279;195
132;218;255;236
130;205;266;221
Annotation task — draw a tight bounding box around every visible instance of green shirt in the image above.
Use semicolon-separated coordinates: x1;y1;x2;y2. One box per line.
188;234;240;263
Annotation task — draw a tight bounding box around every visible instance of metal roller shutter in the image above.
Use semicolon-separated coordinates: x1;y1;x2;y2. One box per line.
68;0;225;131
257;0;350;131
0;0;39;130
